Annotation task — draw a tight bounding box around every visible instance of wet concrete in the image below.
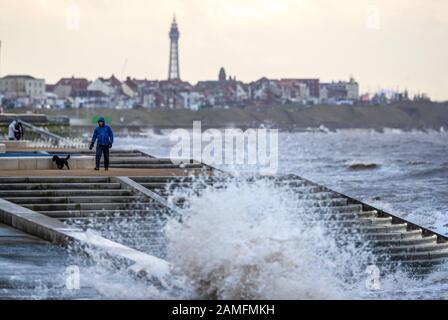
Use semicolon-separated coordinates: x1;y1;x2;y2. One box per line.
0;223;99;299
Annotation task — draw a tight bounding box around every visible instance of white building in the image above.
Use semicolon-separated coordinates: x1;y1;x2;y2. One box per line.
319;77;359;104
345;77;359;100
180;90;204;110
87;78;116;96
0;75;45;100
235;83;249;102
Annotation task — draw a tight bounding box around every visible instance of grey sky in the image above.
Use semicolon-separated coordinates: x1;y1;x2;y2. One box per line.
0;0;447;100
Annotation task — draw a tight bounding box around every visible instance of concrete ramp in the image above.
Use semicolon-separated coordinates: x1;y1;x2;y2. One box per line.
0;223;100;299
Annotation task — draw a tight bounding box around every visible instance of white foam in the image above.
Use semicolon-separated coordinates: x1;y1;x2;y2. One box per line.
164;178;374;299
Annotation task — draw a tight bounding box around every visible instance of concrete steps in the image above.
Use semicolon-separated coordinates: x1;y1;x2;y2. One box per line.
363;229;423;241
132;176;216;183
58;214;168;222
0;182;122;190
0;176;170;256
329;223;409;233
311;204;364;213
21;202;153;212
111;163;203;169
0;177;111;183
5;195;142;204
40;209;167;219
312;212;379;221
0;189;134;197
312;216;380;224
139;182;207;189
385;249;448;261
367;235;438;247
129;175;448;272
0;176;156;218
373;242;448;254
107;157;200;164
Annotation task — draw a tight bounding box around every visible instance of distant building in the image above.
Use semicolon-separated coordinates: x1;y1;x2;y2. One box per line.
123;77;140;95
249;78;281;103
88;78;115;97
278;79;313;103
132;79;162;108
281;79;320;99
45;84;56;93
180;90;205;110
159;80;192;108
53;76;89;98
71;90;109;108
44;92;66;109
141;87;162;109
413;93;431;102
196;72;248;108
0;15;378;109
248;78;318;104
320;77;359;104
0;75;45;100
219;67;226;82
87;75;128;103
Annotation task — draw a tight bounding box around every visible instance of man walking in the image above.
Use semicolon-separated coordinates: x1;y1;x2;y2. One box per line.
89;117;114;171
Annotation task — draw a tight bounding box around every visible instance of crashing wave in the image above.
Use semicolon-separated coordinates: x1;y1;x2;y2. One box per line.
164;177;375;299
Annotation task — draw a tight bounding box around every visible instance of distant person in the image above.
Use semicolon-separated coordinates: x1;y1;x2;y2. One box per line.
7;120;18;141
14;121;24;140
89;117;114;171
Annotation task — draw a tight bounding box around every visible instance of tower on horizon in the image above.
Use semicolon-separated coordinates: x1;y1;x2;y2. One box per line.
168;15;180;81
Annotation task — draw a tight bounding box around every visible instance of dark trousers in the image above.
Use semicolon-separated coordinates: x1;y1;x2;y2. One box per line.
95;144;110;169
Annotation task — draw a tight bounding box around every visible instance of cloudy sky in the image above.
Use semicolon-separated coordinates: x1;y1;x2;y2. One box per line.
0;0;447;100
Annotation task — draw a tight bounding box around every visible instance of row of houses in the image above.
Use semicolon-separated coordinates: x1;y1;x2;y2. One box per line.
0;69;361;109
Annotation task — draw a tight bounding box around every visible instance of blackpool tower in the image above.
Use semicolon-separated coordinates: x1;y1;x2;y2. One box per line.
168;16;180;80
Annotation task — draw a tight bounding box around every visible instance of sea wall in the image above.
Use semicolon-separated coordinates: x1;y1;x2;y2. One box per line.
4;102;448;131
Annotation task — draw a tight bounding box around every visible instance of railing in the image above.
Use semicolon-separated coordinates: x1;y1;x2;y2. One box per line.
19;119;66;144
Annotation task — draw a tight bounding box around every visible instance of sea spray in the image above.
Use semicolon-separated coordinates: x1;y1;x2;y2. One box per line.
110;131;448;299
60;174;448;299
164;177;376;299
59;174;448;299
61;226;197;300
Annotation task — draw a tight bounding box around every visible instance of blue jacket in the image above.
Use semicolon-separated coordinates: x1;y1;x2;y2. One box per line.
91;118;114;145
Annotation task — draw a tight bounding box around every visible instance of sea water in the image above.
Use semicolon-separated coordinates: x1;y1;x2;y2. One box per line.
74;129;448;299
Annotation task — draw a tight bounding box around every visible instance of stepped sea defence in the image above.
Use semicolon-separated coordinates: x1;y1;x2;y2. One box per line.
0;147;446;299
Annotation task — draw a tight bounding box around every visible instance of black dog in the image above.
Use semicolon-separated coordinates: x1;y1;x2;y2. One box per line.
52;155;70;170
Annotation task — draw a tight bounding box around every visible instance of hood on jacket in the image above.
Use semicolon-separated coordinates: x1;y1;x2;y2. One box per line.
97;117;105;124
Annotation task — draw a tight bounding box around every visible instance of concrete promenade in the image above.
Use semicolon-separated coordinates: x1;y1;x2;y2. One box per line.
0;168;206;177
